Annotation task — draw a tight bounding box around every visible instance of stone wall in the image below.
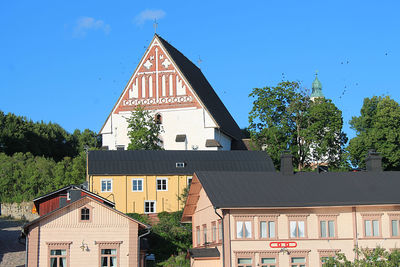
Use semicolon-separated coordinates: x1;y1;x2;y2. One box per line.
0;202;39;221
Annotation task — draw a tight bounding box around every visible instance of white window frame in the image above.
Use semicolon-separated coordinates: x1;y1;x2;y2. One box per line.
187;176;193;187
176;162;185;168
132;178;144;192
144;200;156;214
156;178;168;191
101;179;112;192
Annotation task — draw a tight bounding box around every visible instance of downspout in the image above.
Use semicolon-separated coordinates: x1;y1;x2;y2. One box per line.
138;227;151;267
22;229;28;267
214;207;225;267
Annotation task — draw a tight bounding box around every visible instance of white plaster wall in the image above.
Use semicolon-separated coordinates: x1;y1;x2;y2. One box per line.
214;130;232;151
101;108;222;150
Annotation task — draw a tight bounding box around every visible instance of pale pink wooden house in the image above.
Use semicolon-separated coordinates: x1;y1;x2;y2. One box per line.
23;195;150;267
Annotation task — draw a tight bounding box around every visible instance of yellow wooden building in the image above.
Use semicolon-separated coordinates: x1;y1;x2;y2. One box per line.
87;150;275;214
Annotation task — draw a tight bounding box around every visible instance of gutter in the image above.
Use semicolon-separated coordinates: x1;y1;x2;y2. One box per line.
214;207;225;267
138;227;151;267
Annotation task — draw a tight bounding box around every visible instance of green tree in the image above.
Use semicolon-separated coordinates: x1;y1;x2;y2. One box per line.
249;81;346;170
347;96;400;170
126;105;163;150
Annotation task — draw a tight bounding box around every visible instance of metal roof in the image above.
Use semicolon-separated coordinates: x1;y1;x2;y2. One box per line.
189;248;220;258
195;170;400;208
88;150;275;175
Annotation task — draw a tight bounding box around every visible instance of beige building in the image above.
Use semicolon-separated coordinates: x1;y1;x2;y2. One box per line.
23;196;149;267
182;152;400;267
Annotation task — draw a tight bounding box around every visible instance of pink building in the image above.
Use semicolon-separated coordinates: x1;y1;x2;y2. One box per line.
182;152;400;267
23;196;149;267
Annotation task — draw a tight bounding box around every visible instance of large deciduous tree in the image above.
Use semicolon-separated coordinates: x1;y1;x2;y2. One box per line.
248;81;347;170
347;96;400;170
126;105;163;150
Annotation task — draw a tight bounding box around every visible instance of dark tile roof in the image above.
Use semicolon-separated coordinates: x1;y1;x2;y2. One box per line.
88;150;275;175
189;247;220;258
157;35;244;142
195;171;400;208
205;139;222;148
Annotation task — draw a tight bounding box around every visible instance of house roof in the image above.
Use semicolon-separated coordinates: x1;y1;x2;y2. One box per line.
88;150;275;175
194;170;400;209
157;35;244;142
23;196;149;233
189;247;220;259
32;185;115;207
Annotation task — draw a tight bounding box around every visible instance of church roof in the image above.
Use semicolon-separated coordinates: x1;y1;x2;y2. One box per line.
310;73;324;98
156;35;244;141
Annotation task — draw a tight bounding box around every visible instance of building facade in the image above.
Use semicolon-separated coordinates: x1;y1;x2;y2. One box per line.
87;150;275;214
182;153;400;267
100;34;246;151
23;196;149;267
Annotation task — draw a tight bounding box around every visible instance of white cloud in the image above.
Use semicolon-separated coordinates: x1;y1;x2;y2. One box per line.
134;9;166;25
74;17;111;37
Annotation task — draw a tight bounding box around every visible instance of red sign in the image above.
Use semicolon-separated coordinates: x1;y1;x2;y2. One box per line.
269;242;297;248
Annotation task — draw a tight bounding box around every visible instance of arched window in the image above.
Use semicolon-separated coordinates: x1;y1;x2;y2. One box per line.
81;207;90;221
155;114;162;124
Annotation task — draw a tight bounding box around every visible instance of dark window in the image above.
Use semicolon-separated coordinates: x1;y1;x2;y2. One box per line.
155;114;162;124
81;207;90;221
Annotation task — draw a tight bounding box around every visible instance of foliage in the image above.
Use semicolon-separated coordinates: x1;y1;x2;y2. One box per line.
0;110;101;161
323;246;400;266
248;81;347;170
126;213;152;225
347;96;400;170
126;105;163;150
0;151;87;203
158;252;190;267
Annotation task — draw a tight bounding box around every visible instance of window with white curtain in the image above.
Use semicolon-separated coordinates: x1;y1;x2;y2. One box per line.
364;219;379;237
290;221;305;238
260;221;276;238
236;220;252;239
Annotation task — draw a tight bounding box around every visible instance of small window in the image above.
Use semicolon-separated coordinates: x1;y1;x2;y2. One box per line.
101;179;112;192
260;220;276;239
236;221;252;239
290;220;306;238
156;178;168;191
81;208;90;221
101;248;117;267
50;249;67;267
144;200;156;214
365;220;379;237
155;114;162;124
187;176;192;187
261;257;276;267
320;220;335;238
132;179;143;192
392;220;399;236
176;162;185;168
212;222;217;242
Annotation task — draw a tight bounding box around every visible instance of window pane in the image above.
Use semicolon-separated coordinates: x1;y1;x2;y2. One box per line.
261;258;276;263
59;257;66;267
203;226;207;243
372;220;379;236
291;257;305;263
101;181;106;191
269;221;275;238
320;220;326;237
218;222;222;240
298;221;305;237
245;221;252;238
328;220;335;237
133;180;137;190
110;256;116;266
237;221;243;238
260;221;267;238
365;220;372;236
290;221;297;237
196;228;200;245
101;257;108;267
138;180;142;190
392;220;399;236
50;258;57;267
238;258;252;264
212;224;216;241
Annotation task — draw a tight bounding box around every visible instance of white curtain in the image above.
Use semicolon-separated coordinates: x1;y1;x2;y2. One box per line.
365;220;372;236
260;221;267;238
372;220;379;236
245;221;252;238
268;221;275;238
290;221;297;237
237;221;243;238
298;221;305;237
328;220;335;237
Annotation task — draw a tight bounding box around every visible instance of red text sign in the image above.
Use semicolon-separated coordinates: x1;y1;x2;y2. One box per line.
269;242;297;248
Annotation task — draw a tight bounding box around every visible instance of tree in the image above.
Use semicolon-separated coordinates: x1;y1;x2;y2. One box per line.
126;105;163;150
323;246;400;266
248;81;347;170
347;96;400;170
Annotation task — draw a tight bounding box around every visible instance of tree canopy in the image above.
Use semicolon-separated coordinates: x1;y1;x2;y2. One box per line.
347;96;400;170
126;105;163;150
248;81;347;170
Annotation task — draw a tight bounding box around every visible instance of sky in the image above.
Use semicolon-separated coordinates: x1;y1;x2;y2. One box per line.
1;0;399;140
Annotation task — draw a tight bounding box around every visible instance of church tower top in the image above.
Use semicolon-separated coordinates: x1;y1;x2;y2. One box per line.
310;71;324;99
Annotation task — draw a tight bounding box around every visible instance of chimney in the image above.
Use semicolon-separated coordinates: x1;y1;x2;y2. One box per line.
365;149;382;172
280;151;293;175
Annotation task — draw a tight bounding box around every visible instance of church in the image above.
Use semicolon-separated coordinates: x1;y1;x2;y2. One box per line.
100;34;246;151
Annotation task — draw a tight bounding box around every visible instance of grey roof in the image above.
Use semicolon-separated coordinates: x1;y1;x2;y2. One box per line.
189;247;220;258
175;134;187;142
88;150;275;175
157;35;245;144
195;171;400;208
205;139;222;148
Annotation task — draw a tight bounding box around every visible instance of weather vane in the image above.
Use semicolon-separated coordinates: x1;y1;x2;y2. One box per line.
315;70;319;77
153;19;158;34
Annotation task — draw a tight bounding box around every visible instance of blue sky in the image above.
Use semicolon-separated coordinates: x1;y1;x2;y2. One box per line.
1;1;399;140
